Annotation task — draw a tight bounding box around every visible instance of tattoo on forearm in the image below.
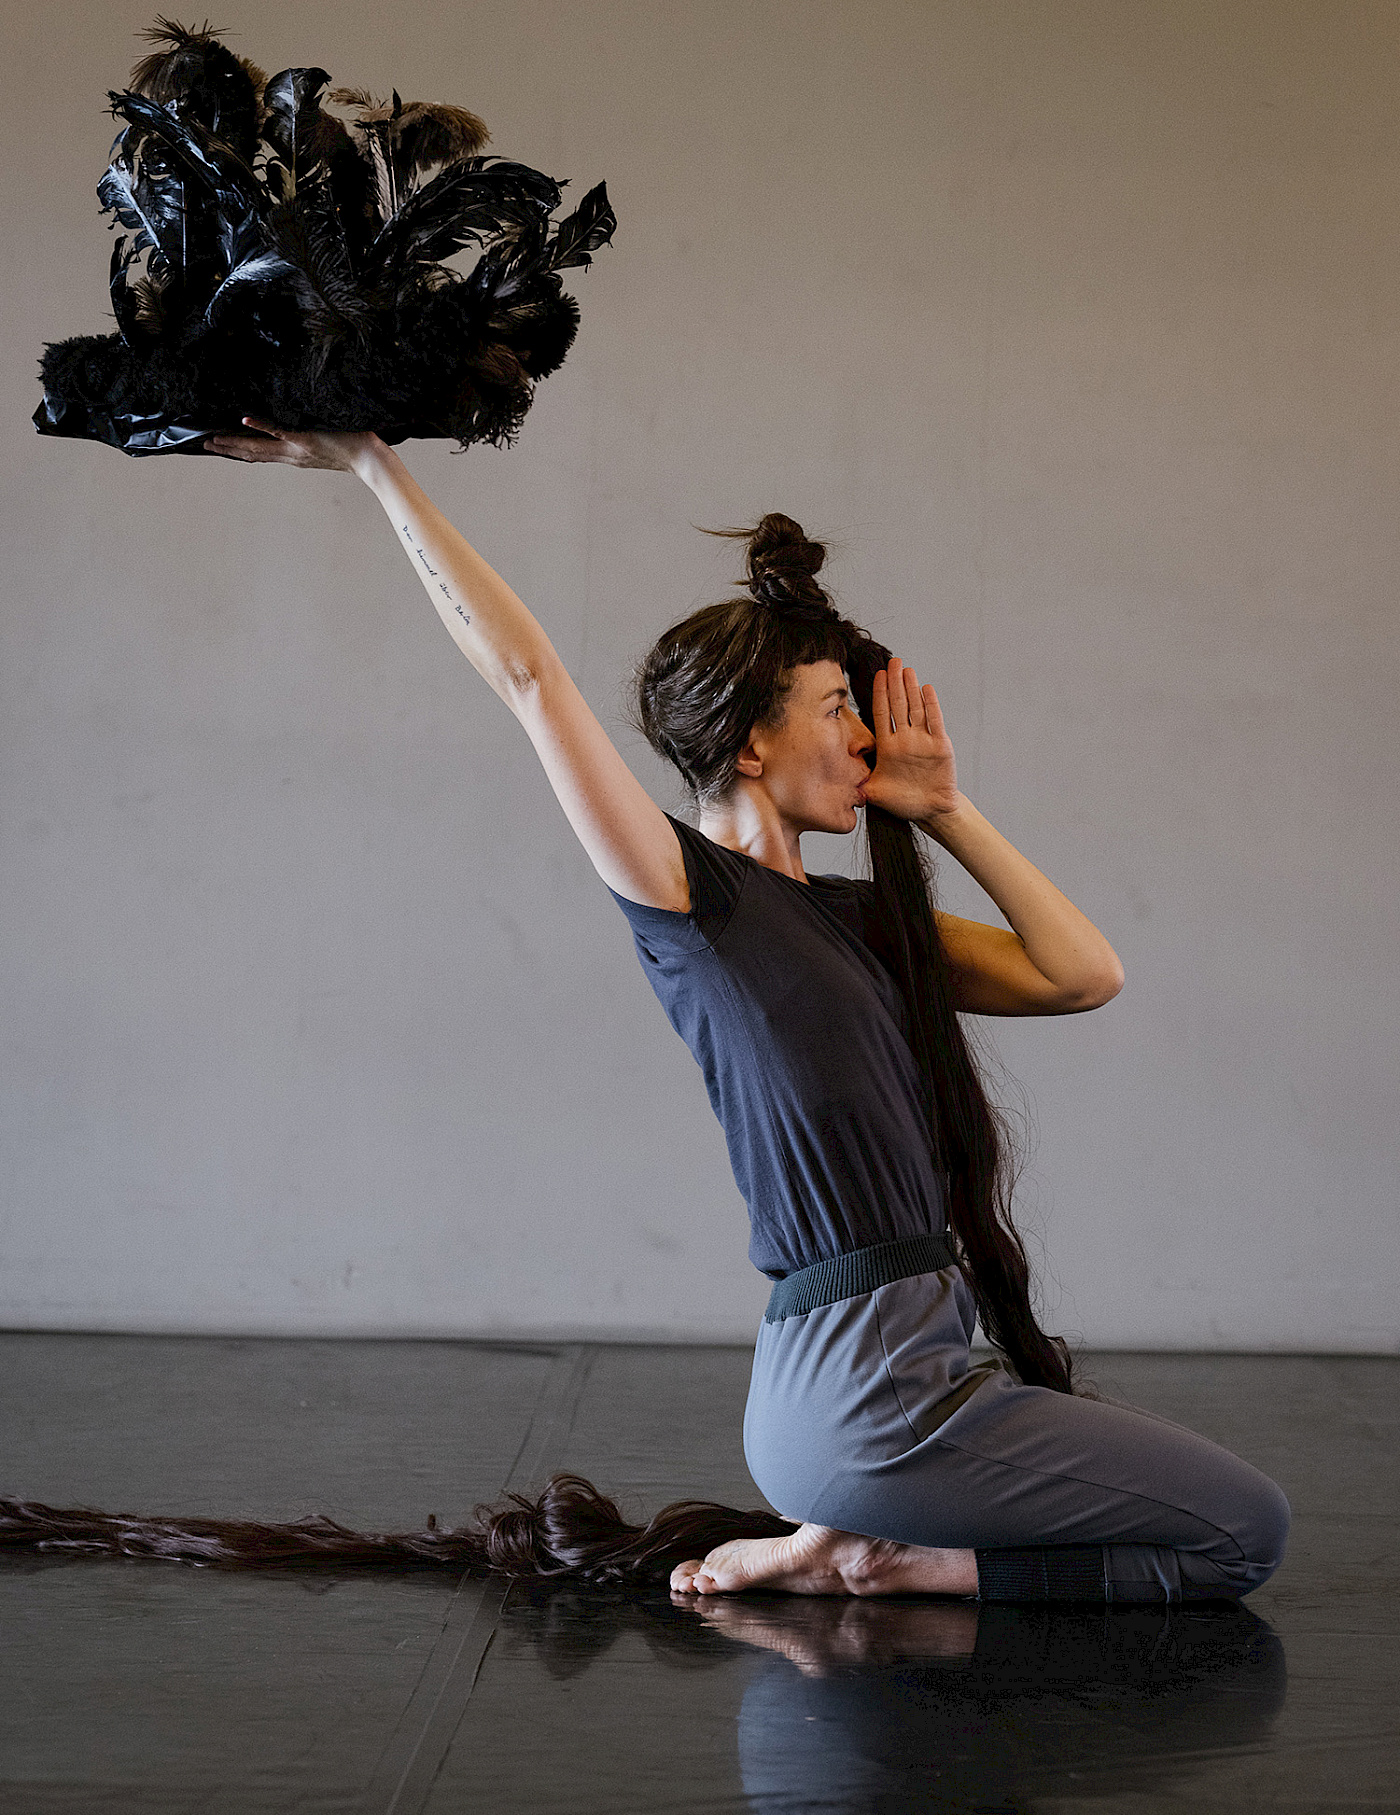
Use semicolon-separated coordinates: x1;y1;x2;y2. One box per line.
403;522;470;625
402;523;438;576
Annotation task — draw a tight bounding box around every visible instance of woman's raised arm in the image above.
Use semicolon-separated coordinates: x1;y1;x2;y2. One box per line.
205;422;688;911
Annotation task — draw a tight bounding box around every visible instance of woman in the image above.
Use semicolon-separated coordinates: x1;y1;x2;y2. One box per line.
6;421;1289;1602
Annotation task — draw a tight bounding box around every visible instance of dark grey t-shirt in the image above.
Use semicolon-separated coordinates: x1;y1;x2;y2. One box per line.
610;816;949;1279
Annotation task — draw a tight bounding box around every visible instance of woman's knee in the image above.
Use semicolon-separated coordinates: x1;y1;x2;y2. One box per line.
1181;1464;1291;1598
1232;1471;1292;1592
1252;1473;1292;1561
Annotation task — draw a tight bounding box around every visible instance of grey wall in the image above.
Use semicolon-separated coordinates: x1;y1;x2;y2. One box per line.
3;1;1396;1348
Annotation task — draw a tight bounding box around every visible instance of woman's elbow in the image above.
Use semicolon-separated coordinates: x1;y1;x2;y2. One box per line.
1067;954;1125;1012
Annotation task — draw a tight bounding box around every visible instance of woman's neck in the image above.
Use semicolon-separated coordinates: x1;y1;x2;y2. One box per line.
698;790;807;882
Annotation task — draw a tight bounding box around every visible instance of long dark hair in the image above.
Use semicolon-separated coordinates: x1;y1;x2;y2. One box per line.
635;513;1074;1394
0;1475;796;1584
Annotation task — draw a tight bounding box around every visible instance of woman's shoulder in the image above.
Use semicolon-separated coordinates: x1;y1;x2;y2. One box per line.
608;814;748;952
666;814;752;917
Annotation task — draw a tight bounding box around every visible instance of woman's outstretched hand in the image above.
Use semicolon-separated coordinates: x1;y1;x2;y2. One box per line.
203;417;387;481
862;658;962;824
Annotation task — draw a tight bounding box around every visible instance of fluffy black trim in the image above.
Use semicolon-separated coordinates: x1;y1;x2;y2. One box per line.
35;21;616;456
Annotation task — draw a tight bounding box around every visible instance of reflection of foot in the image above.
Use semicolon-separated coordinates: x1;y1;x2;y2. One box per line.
678;1593;980;1677
669;1523;978;1598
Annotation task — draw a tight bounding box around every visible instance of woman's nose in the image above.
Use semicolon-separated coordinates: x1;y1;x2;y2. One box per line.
848;712;875;756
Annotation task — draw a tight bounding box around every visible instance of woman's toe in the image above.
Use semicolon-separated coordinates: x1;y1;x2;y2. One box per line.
670;1559;704;1591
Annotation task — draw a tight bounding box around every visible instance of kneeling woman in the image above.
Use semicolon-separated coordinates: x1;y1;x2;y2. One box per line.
9;424;1289;1604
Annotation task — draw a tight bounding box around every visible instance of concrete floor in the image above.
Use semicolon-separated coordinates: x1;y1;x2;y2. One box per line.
0;1335;1394;1813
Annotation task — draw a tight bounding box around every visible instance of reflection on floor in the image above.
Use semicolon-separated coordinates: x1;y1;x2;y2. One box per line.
0;1337;1394;1813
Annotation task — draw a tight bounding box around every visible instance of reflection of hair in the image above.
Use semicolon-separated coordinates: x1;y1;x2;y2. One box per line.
635;515;1073;1393
0;1473;797;1584
500;1578;753;1680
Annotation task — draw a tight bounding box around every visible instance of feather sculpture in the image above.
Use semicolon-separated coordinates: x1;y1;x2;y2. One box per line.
34;18;616;455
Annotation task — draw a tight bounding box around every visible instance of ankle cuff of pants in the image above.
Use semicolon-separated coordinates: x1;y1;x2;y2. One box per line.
975;1546;1107;1602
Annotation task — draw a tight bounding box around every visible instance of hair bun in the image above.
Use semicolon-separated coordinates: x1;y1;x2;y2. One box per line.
744;513;830;614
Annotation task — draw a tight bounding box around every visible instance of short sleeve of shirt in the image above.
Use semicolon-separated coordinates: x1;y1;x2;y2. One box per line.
607;814;747;952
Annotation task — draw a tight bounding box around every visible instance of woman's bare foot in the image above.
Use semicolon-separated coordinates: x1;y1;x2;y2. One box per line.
669;1523;978;1598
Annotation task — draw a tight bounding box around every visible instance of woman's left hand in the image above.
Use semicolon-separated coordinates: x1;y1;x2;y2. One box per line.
862;658;963;823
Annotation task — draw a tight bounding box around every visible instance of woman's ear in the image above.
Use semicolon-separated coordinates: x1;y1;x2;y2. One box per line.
733;734;764;779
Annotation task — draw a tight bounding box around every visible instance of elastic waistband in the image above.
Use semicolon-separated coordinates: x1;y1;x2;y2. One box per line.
764;1231;959;1323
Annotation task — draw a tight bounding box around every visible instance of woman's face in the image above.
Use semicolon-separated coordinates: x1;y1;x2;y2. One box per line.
744;659;876;833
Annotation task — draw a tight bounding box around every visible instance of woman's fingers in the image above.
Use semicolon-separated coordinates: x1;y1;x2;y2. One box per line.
204;419;288;461
204;437;280;461
202;419;358;470
871;667;890;736
901;663;927;733
863;657;959;819
871;659;944;745
878;658;908;732
875;659;931;736
887;658;909;728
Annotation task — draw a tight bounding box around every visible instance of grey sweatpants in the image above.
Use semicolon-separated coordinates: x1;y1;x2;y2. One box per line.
743;1264;1290;1602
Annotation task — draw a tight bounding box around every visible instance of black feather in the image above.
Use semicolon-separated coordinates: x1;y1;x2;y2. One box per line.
108;236;145;345
108;89;263;279
259;67;337;193
35;21;616;455
545;183;617;273
96;153;184;277
369;156;562;269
